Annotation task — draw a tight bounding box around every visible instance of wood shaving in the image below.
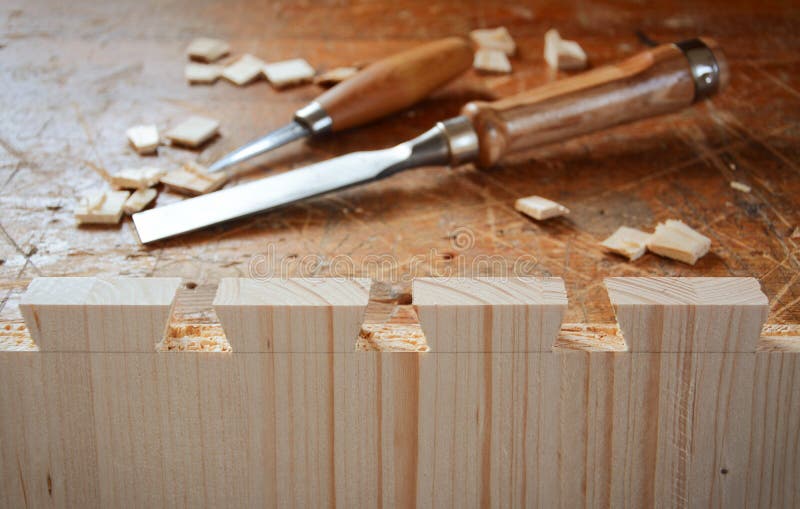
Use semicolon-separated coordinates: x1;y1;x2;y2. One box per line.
125;124;159;154
792;227;800;239
473;48;512;74
646;219;711;265
314;66;359;87
730;181;751;193
185;63;223;84
470;26;516;55
157;323;231;352
357;323;429;352
263;58;316;88
601;226;651;261
514;195;569;220
222;54;265;85
186;37;230;63
165;115;220;148
160;161;227;196
123;188;157;214
75;190;130;225
544;29;587;71
0;323;37;352
110;166;166;190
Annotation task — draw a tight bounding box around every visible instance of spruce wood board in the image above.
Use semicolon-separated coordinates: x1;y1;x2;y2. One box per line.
1;0;799;332
1;276;798;508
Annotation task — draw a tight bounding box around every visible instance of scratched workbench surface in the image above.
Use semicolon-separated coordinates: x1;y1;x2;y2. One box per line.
0;0;799;330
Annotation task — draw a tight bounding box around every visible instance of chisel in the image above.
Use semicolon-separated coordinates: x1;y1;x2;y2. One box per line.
134;38;727;243
207;37;474;173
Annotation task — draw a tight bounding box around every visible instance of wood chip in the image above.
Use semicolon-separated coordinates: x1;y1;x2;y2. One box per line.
186;37;230;63
165;116;220;148
110;166;166;190
544;29;587;71
473;48;512;74
263;58;316;88
514;195;570;220
75;190;130;224
222;54;265;85
730;181;751;193
185;63;223;84
645;219;711;265
123;188;158;214
125;124;159;154
601;226;651;261
160;161;226;196
791;227;800;239
314;66;359;87
470;26;516;55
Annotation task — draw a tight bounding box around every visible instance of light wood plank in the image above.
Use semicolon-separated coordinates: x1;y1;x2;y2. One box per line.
413;276;567;352
606;277;768;352
20;277;181;352
214;277;371;352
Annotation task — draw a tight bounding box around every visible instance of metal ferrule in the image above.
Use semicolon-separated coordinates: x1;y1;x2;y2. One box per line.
675;38;720;102
436;116;479;165
294;101;333;134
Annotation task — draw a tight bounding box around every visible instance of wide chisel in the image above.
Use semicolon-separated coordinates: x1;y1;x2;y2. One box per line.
134;38;727;244
207;37;474;173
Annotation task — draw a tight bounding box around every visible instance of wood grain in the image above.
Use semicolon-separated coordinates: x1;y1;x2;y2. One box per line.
317;37;473;131
213;277;371;352
413;276;567;352
19;277;181;352
1;276;798;508
1;1;799;331
606;277;768;352
463;41;721;167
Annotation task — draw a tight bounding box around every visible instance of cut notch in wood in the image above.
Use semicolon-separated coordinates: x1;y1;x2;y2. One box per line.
605;277;768;352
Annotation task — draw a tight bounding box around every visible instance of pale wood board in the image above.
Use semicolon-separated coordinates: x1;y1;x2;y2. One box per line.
213;277;371;352
0;276;797;508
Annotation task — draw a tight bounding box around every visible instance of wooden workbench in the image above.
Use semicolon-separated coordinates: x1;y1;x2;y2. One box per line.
1;0;799;329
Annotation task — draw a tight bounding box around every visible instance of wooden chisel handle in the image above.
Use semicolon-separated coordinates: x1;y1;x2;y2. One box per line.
461;37;729;168
315;37;473;132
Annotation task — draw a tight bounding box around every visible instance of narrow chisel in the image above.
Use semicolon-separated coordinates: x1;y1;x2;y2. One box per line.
134;38;727;244
207;37;474;173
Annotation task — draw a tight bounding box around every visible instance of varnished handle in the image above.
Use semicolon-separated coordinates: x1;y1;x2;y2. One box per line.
316;37;473;132
462;37;729;168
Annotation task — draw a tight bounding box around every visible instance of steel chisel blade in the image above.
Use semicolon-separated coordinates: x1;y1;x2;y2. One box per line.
133;145;411;243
